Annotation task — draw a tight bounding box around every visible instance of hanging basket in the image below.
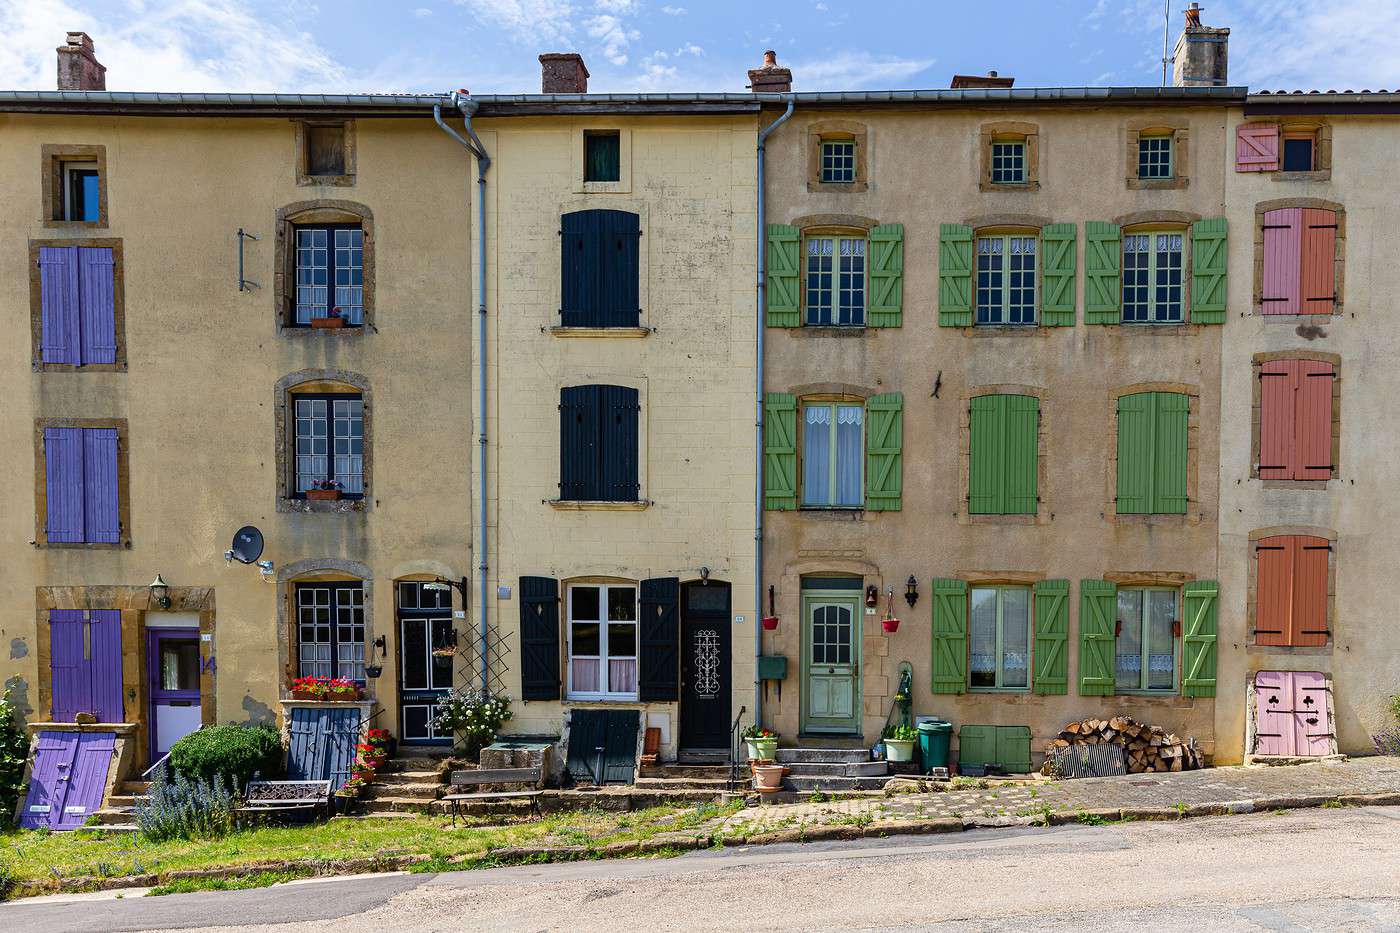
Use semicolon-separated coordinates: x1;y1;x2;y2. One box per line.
881;617;901;634
761;616;780;631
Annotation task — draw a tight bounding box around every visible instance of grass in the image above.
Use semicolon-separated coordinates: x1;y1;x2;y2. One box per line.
147;870;310;897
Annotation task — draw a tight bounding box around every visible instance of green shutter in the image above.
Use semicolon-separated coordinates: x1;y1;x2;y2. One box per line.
1078;579;1117;696
957;725;996;769
1115;393;1154;514
967;396;1001;514
1032;579;1069;695
1153;392;1189;514
1004;395;1039;514
938;224;973;327
1041;223;1077;326
1190;217;1227;324
1084;221;1121;324
969;395;1037;515
1182;580;1218;697
763;392;797;510
865;393;903;511
994;726;1032;774
868;224;904;328
766;224;801;327
931;578;968;694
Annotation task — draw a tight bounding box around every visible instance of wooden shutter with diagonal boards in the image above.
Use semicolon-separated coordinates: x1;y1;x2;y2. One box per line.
1040;223;1076;326
763;393;797;510
766;225;801;327
867;224;904;327
1033;579;1069;695
1078;580;1116;696
865;393;902;511
938;224;973;327
1084;222;1121;323
1237;123;1280;171
931;578;968;694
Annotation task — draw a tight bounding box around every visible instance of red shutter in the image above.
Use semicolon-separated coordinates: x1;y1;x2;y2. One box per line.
1295;361;1335;480
1236;123;1280;171
1254;536;1292;646
1258;361;1295;479
1292;536;1330;647
1300;208;1337;315
1261;208;1302;315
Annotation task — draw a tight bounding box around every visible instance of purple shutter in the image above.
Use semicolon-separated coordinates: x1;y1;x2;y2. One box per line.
55;732;116;829
20;732;77;828
78;247;117;365
49;610;90;722
44;427;85;543
82;428;120;544
38;246;80;364
89;610;124;723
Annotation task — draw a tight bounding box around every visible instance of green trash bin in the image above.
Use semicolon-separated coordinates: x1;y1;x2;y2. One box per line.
918;719;953;772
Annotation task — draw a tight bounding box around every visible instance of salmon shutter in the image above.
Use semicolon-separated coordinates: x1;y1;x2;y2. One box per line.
1296;361;1335;480
1032;579;1069;695
931;578;968;694
1300;208;1337;315
1254;536;1293;646
1084;221;1121;324
1189;218;1227;324
763;392;797;510
938;224;973;327
1152;392;1189;515
78;247;118;364
1181;581;1218;697
1040;223;1077;326
1115;393;1153;514
1292;536;1330;647
1078;579;1116;696
1258;361;1296;479
766;224;801;327
519;576;561;700
1236;123;1280;171
44;427;85;543
867;224;904;328
38;246;80;364
864;393;903;511
1261;208;1302;315
82;428;120;544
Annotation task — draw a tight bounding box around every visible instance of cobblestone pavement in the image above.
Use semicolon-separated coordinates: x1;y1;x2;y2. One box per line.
716;756;1400;837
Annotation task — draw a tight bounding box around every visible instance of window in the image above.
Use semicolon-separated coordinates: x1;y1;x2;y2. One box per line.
1255;535;1330;647
805;236;865;326
43;145;106;226
584;131;621;183
36;244;118;366
969;586;1030;690
1282;132;1315;172
1122;232;1183;323
568;583;638;699
41;425;121;545
297;121;354;185
975;235;1036;325
560;209;641;328
1115;588;1177;692
1116;391;1188;515
61;162;100;221
820;140;856;183
293;394;364;497
990;141;1025;184
296;582;365;680
293;225;363;326
1237;123;1330;175
1261;207;1338;315
1258;359;1335;480
968;394;1038;515
1137;134;1173;179
802;402;863;508
559;384;639;502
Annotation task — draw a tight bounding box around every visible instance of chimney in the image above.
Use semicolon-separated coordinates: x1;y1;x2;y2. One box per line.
539;53;588;94
57;31;106;91
1172;3;1229;87
951;70;1015;89
747;50;792;94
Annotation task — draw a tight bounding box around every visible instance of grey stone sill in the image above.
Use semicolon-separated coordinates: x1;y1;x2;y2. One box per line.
548;326;650;338
1245;643;1334;655
25;721;138;734
1273;170;1331;183
278;497;369;513
280;325;368;339
791;326;870;337
548;499;651;511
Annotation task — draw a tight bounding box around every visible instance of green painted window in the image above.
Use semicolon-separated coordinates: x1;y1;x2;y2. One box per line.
584;131;621;183
976;235;1037;325
802;402;863;508
1137;134;1173;179
1115;587;1178;693
990;141;1025;184
969;586;1031;690
1122;232;1184;323
1116;391;1188;515
968;394;1038;515
820;140;855;183
806;236;866;326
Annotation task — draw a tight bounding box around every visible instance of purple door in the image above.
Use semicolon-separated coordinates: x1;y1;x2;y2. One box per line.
147;629;202;761
1255;671;1333;757
19;731;115;830
49;610;123;723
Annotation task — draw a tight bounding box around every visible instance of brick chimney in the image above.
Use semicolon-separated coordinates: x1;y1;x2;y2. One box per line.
539;53;588;94
1172;3;1229;87
57;32;106;91
951;70;1015;89
747;50;792;93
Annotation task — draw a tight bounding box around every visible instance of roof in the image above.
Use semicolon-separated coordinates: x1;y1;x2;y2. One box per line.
1247;90;1400;116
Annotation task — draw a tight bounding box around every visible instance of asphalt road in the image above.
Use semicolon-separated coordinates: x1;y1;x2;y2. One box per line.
6;806;1400;932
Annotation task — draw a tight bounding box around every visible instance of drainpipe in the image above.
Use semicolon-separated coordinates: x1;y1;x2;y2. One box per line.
754;95;794;727
434;93;492;695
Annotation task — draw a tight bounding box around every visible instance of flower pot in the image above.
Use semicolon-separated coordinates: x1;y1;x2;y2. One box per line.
746;737;777;761
761;616;779;631
306;489;342;501
328;689;362;702
884;738;916;762
881;617;901;634
291;688;324;701
752;763;785;792
311;316;345;329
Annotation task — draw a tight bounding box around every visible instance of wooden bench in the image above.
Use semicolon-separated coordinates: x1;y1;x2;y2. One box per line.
443;767;543;825
234;780;332;821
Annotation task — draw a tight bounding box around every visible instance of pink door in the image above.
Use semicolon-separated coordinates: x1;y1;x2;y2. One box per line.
1254;671;1332;756
1291;671;1333;756
1254;670;1292;756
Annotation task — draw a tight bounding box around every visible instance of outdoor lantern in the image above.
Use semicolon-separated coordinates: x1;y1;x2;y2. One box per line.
149;573;171;609
865;585;879;608
905;576;919;609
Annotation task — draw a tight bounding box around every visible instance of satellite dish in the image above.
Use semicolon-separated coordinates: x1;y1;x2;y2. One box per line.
230;526;264;564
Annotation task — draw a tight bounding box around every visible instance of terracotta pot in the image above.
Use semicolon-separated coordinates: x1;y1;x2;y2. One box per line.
311;316;345;329
761;616;780;631
291;688;325;701
752;763;785;792
306;488;342;501
882;617;901;634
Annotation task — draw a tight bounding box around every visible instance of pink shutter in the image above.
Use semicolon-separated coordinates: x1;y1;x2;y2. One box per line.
1291;671;1333;756
1295;361;1335;480
1236;123;1280;171
1253;671;1291;756
1292;536;1330;647
1254;536;1292;647
1258;361;1296;479
1300;209;1337;315
1262;209;1302;315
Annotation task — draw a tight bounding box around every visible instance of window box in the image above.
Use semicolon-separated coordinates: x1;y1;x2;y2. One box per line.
306;488;342;501
311;314;345;329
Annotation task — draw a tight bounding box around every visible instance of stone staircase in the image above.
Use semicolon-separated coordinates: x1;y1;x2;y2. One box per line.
92;779;150;832
357;749;453;815
634;763;736;794
774;747;889;792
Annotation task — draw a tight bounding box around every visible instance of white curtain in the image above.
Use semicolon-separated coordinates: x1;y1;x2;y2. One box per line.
836;407;863;506
571;658;600;693
608;659;638;694
803;407;831;505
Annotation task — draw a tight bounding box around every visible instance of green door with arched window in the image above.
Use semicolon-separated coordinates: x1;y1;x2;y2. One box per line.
801;590;862;734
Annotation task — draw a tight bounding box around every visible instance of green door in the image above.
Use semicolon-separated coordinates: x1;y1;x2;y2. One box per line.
802;592;862;734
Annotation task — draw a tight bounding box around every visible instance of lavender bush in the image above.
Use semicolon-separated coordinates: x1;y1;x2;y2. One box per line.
134;767;237;842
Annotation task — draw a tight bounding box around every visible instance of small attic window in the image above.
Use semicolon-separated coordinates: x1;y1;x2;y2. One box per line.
297;121;355;186
584;131;621;183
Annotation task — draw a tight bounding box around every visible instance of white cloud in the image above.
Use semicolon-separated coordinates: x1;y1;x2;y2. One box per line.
454;0;576;43
676;43;702;57
660;4;685;14
593;0;636;12
789;51;935;90
585;12;639;66
414;6;433;16
1228;0;1400;90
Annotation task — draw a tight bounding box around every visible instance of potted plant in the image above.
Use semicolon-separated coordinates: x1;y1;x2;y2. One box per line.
883;723;918;762
307;479;343;501
365;727;396;760
752;762;785;792
290;676;329;701
880;588;900;633
742;725;778;762
762;615;780;631
357;742;388;769
311;307;345;329
326;677;362;701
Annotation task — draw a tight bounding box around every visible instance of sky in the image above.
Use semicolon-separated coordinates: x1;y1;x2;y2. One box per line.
2;0;1399;96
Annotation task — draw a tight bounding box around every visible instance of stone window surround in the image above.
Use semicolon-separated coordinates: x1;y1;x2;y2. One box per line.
34;585;216;769
1245;525;1337;654
1105;382;1201;526
979;121;1040;192
806;120;869;193
1242;119;1333;181
32;417;132;549
548;373;651;511
786;382;878;516
1249;349;1342;487
1124;117;1190;190
274;370;373;513
273;200;376;336
548;198;650;336
294;119;356;187
572;126;633;194
963;214;1054;335
276;558;375;699
789;214;879;333
1252;197;1346;316
958;384;1051;526
1102;210;1208;332
28;237;127;372
41;143;109;229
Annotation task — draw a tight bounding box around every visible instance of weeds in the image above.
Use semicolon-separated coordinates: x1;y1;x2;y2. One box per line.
147;869;308;897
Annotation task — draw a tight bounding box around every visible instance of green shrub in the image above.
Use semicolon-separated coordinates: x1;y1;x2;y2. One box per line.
432;690;512;759
168;724;282;789
0;690;29;823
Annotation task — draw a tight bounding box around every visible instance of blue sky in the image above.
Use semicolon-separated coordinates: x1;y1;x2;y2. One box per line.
2;1;1399;95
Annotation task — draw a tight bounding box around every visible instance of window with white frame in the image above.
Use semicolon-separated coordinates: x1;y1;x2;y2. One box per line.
296;582;366;681
802;402;863;508
1122;232;1184;323
567;583;638;699
805;236;866;326
820;140;856;183
1115;587;1177;692
976;235;1037;325
969;586;1031;690
990;140;1026;184
294;225;364;326
294;394;365;497
1137;134;1173;179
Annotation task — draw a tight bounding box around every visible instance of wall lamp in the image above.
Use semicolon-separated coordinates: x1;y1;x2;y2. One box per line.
424;576;469;596
905;576;919;609
149;574;171;609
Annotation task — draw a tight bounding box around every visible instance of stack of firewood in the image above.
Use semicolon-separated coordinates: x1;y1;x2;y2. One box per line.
1045;716;1203;774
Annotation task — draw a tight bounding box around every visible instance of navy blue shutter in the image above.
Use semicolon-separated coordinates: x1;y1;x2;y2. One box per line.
560;211;592;327
519;576;561;701
638;577;680;702
603;211;640;327
601;385;639;502
560;210;639;328
559;385;601;501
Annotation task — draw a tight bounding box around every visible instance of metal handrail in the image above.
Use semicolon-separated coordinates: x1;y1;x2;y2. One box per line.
727;706;747;791
141;750;172;781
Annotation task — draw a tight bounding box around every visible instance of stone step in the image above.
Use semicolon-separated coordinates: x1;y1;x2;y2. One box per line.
94;807;135;826
781;760;888;778
362;782;442;801
119;781;151;794
106;794;147;809
775;747;872;765
377;770;446;783
633;777;735;791
782;775;890;793
357;796;442;814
